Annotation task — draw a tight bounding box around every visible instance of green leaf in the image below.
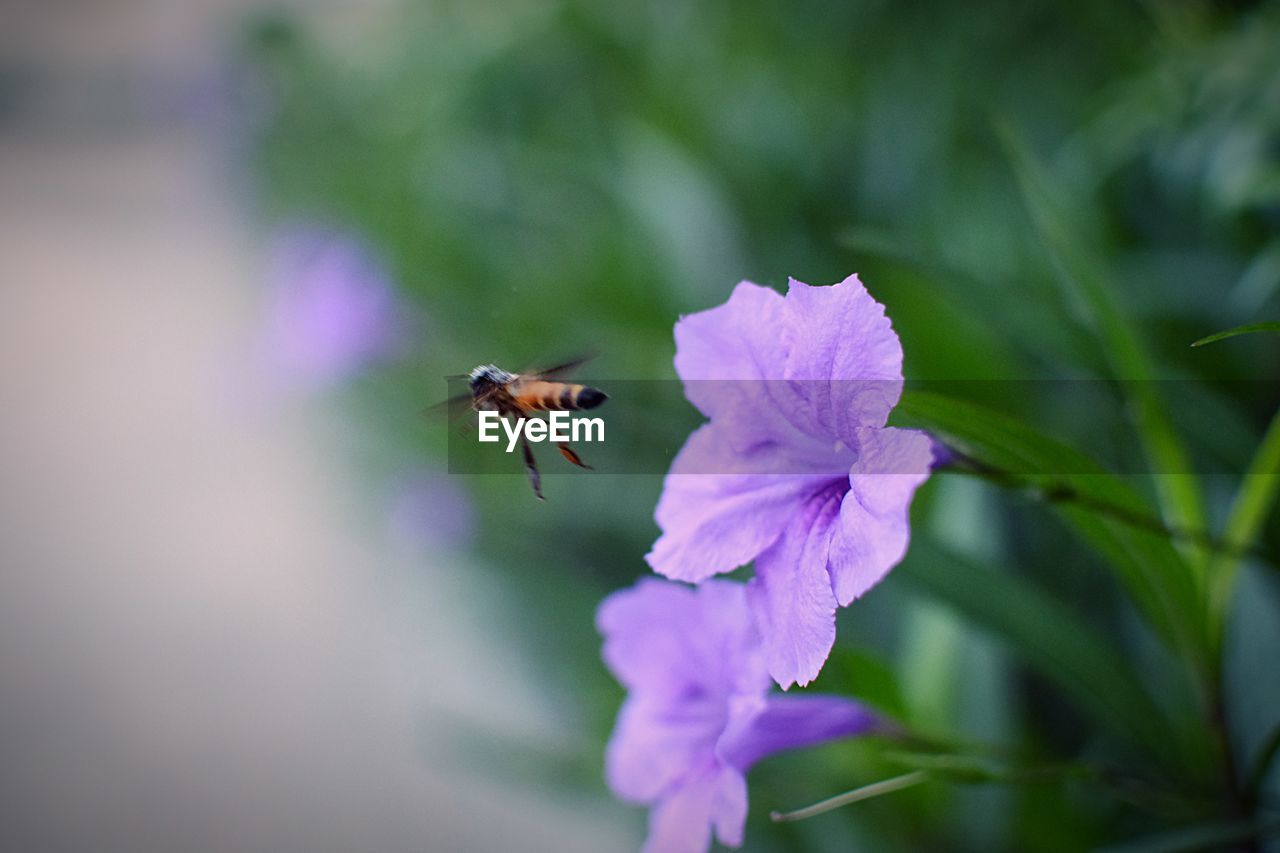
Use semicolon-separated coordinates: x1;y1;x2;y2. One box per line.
1246;718;1280;802
880;751;1008;784
896;391;1202;666
1190;321;1280;347
1095;817;1280;853
879;749;1087;785
1208;406;1280;646
999;122;1208;564
900;537;1177;763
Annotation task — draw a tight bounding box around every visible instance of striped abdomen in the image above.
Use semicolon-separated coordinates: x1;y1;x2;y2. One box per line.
513;379;608;412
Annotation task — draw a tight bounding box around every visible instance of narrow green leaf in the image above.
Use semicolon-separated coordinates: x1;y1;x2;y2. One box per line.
896;391;1201;663
880;749;1086;785
1096;817;1280;853
880;750;1006;783
1208;406;1280;646
900;537;1177;763
999;122;1207;564
1190;321;1280;347
1246;718;1280;802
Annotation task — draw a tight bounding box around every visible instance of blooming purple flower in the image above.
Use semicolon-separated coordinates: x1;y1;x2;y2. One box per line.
646;275;933;689
599;578;878;853
263;225;404;391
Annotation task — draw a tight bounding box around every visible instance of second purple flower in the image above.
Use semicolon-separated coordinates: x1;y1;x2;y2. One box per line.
600;578;879;853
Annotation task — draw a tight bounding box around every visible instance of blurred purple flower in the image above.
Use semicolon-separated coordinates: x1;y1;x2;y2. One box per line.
645;276;933;689
599;578;878;853
388;470;474;549
264;226;403;391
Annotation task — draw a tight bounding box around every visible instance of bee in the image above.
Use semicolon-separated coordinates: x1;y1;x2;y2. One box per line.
446;356;608;500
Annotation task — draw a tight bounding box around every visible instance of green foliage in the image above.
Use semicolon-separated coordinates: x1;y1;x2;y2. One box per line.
242;0;1280;849
1001;123;1209;567
896;392;1203;664
1207;406;1280;646
900;538;1175;765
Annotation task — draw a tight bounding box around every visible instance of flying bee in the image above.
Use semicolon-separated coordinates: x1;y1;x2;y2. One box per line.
442;356;608;500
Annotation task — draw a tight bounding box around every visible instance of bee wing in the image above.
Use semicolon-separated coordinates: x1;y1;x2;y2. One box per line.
419;393;485;443
526;351;599;380
419;392;473;420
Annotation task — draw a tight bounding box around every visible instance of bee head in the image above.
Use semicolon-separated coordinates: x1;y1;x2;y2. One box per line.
468;364;511;396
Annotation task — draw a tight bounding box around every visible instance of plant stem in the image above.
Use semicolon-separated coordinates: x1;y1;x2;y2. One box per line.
770;771;930;823
1208;666;1259;853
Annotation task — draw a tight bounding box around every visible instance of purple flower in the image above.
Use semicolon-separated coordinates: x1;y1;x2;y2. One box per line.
263;226;404;391
387;469;474;549
646;275;933;689
599;578;879;853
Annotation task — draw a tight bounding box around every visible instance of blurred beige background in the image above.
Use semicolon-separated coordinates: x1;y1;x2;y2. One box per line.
0;2;628;850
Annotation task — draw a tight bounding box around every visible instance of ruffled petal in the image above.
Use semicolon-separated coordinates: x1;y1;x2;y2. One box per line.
647;424;845;583
717;694;879;771
674;281;822;449
781;275;904;444
746;488;843;689
673;281;785;418
828;427;934;605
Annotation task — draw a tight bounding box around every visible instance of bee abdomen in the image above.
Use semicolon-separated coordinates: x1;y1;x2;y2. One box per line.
574;386;607;410
534;383;607;411
552;384;608;411
518;380;609;412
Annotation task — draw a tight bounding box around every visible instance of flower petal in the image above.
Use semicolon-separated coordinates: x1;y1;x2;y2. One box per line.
710;767;749;848
746;488;843;689
647;425;844;583
642;764;748;853
782;275;904;443
605;696;722;803
674;280;823;449
643;765;720;853
673;281;785;417
828;427;934;606
717;694;879;771
598;578;770;699
598;579;701;692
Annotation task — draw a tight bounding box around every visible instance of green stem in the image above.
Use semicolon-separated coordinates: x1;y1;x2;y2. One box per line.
770;771;930;823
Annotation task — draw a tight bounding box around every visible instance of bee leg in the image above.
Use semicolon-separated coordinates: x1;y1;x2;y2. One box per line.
521;434;544;501
555;442;593;470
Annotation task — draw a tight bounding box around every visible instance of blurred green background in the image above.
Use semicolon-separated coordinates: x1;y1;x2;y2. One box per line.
241;1;1280;850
